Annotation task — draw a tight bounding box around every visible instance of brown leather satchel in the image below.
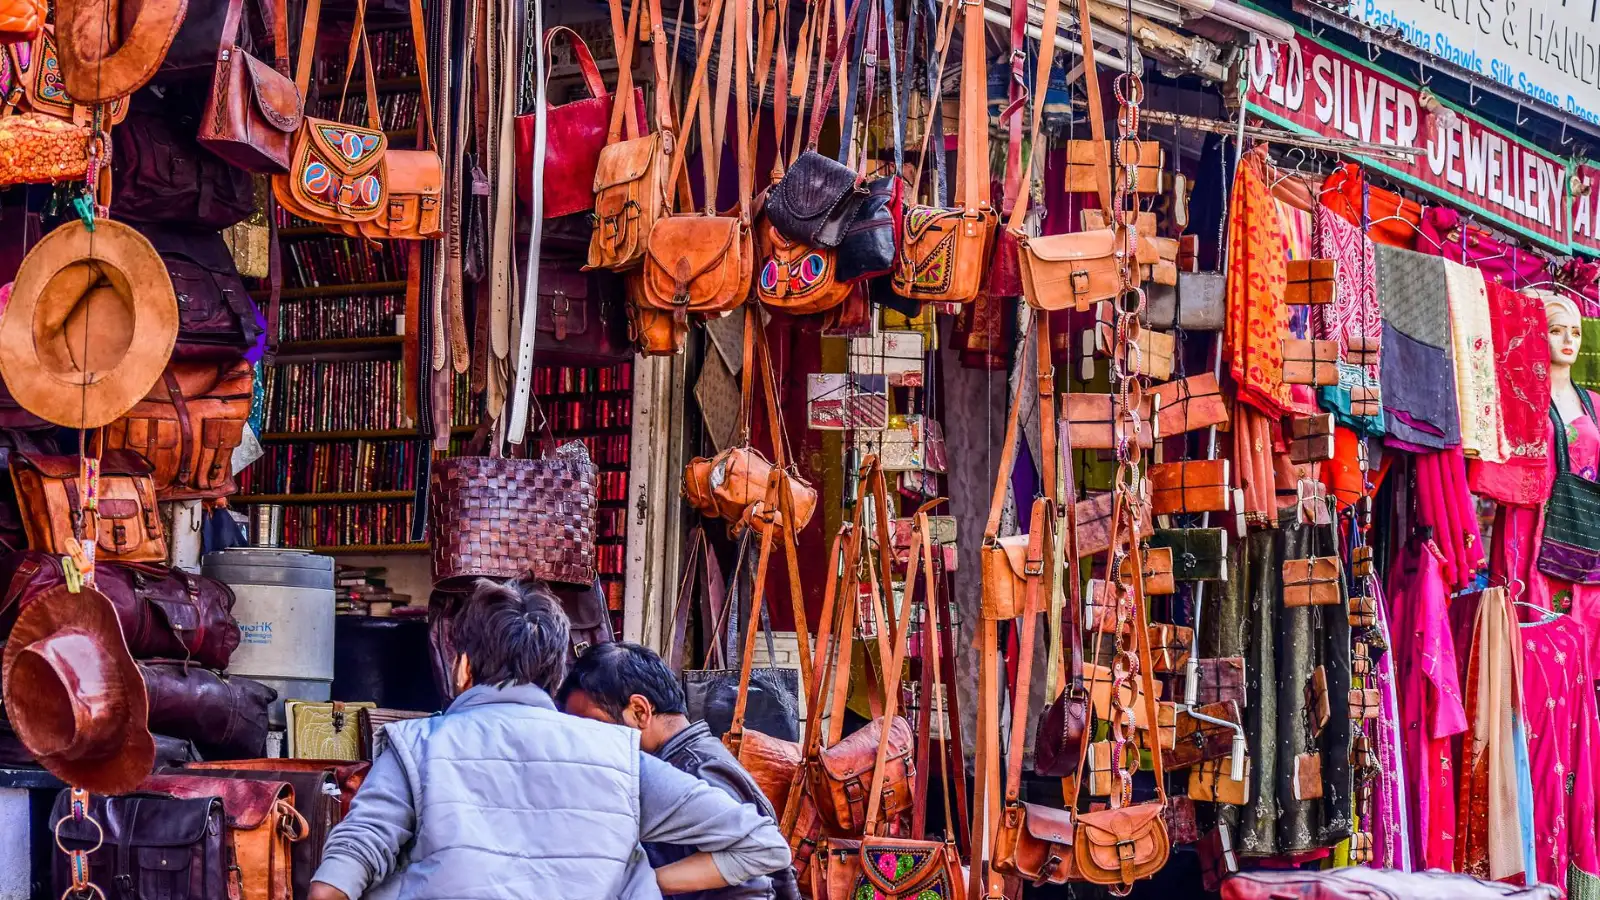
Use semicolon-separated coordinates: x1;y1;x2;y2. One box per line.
890;0;994;303
12;450;166;563
1150;373;1230;436
638;0;752;321
141;773;309;900
196;0;304;173
588;0;674;271
104;361;252;502
1061;388;1157;451
1149;459;1232;516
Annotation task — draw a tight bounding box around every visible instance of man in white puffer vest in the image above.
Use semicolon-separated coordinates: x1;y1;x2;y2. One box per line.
309;579;791;900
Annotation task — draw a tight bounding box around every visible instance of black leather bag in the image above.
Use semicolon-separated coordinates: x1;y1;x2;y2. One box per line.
112;92;257;229
836;175;901;282
134;225;264;361
53;790;229;900
139;661;276;760
683;664;800;742
765;150;867;248
165;766;341;900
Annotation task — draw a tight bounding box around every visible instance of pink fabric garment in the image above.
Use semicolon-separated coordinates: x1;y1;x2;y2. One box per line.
1372;579;1415;870
1494;394;1600;685
1388;541;1469;871
1469;284;1553;505
1313;207;1379;350
1414;450;1487;590
1418;207;1550;289
1518;614;1600;898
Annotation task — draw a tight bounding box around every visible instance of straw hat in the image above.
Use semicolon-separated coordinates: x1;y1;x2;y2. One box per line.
2;584;155;794
0;220;178;428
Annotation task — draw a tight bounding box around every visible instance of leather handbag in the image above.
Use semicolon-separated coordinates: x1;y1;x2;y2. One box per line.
52;790;229;900
1151;528;1229;581
197;0;303;173
838;175;901;283
0;552;240;669
1147;271;1226;331
333;0;441;240
430;440;599;587
141;773;309;900
286;700;374;760
1061;388;1156;451
890;0;994;303
755;220;852;315
1064;140;1162;194
517;26;647;219
982;315;1059;621
811;715;915;834
141;660;276;759
0;111;89;186
1282;338;1341;385
1149;459;1231;516
816;838;966;900
1075;491;1154;559
1150;373;1230;436
683;445;819;535
1283;556;1342;607
272;0;388;229
1289;413;1337;464
1540;391;1600;583
533;266;633;365
358;707;432;760
112;91;256;228
0;429;52;552
767;149;867;249
637;0;753;322
104;361;253;501
130;226;263;361
1220;868;1562;900
12;450;166;563
180;760;369;900
587;0;674;270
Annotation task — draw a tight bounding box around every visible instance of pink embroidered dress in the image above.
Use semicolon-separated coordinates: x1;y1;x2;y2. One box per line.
1518;613;1600;898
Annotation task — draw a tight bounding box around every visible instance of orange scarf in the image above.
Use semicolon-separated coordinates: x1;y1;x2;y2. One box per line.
1225;158;1292;417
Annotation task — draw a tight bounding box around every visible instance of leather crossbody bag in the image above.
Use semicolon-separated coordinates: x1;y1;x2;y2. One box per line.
141;773;309;900
890;0;994;303
12;450;166;563
104;360;253;501
197;0;304;173
637;0;753;322
587;0;675;270
271;0;389;228
835;0;905;287
52;790;229;900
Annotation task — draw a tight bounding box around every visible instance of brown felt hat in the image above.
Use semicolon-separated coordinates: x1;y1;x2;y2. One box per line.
55;0;189;104
2;585;155;794
0;220;178;429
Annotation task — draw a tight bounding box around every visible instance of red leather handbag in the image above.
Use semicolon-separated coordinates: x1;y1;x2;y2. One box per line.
516;26;647;219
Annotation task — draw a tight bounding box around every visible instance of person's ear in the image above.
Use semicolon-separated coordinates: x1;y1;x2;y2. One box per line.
453;653;473;694
623;693;653;730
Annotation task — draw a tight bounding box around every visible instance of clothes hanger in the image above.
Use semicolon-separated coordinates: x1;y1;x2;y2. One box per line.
1269;147;1306;190
1513;600;1561;624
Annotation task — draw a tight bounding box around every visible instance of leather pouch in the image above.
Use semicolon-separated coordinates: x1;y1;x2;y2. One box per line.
1061;388;1157;451
1284;258;1336;305
1346;333;1380;366
1282;338;1340;386
285;700;374;760
1064;139;1162;193
755;220;851;315
1092;309;1174;380
1150;374;1229;436
1189;657;1246;708
1349;385;1382;418
1352;544;1376;579
1292;752;1324;800
1283;556;1342;607
1075;492;1154;559
1306;666;1331;735
1147;271;1225;332
1121;546;1175;596
1161;700;1241;770
12;450;166;562
1150;528;1229;581
1350;687;1381;719
1147;621;1191;672
1149;459;1231;516
1187;756;1250;804
1289;413;1336;464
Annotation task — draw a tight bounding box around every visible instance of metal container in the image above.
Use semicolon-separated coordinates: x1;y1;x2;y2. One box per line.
202;548;335;726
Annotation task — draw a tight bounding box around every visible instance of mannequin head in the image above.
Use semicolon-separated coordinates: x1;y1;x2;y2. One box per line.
1544;291;1584;370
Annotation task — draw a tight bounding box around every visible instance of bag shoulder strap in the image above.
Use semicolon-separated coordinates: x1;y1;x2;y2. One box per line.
1004;0;1063;235
407;0;434;150
1001;497;1051;804
605;0;646;142
957;0;989;211
909;0;956;201
1076;0;1112;212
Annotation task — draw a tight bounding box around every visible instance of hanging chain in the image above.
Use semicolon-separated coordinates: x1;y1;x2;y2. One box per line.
1104;51;1146;815
56;789;105;900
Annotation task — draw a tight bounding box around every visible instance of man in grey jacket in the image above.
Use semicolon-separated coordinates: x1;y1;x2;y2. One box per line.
560;642;801;900
308;581;790;900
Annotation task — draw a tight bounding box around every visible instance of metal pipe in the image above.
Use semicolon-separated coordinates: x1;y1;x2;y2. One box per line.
981;0;1138;72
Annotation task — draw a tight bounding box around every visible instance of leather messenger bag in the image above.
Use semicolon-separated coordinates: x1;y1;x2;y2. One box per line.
141;773;309;900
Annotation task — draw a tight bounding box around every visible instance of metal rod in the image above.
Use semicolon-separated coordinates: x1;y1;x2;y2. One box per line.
981;0;1138;72
1134;107;1424;159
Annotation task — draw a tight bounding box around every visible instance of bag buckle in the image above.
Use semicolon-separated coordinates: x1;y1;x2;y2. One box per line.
1070;269;1091;296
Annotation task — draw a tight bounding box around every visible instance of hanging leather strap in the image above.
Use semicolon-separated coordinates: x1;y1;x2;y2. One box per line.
407;0;435;149
605;0;646;142
334;0;382;132
909;0;957;201
1004;0;1064;236
506;0;546;446
1001;499;1052;803
958;0;990;212
1078;0;1113;213
1000;0;1028;214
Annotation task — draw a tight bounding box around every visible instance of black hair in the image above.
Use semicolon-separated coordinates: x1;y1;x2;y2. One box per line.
452;579;571;693
557;641;687;720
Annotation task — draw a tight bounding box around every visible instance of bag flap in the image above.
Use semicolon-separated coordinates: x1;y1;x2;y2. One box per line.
537;267;591;300
902;205;960;243
1076;802;1166;847
818;716;911;781
102;449;155;476
996;533;1033;580
1152;460;1229;491
305;118;387;178
553;581;607;630
644;217;741;283
139;774;291;829
242;54;304;132
1021;802;1075;844
13;452;78;478
774;152;860;220
384;149;443;195
1025;229;1118;262
52;792;218;847
856;840;951;894
593;133;660;192
1285;556;1340;585
145;589;200;634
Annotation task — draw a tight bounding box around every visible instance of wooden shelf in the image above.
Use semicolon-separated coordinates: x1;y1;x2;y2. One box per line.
259;426;476;442
276;335;405;356
257;281;407;301
312;543;430;554
240;491;416;503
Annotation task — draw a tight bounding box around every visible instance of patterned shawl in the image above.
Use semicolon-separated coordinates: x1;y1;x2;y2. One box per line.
1377;246;1460;450
1225;159;1292;416
1468;284;1552;505
1443;260;1504;463
1315;207;1382;434
1455;587;1528;882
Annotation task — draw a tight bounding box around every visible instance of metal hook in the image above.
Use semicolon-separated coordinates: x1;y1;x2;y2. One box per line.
1310;21;1325;39
1516;103;1528;127
1562;122;1575;148
1417;61;1431;86
1469;82;1478;106
1367;41;1380;62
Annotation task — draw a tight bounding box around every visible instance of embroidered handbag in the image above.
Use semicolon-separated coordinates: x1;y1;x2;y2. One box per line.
196;0;303;174
515;26;647;219
1538;391;1600;583
2;26;128;124
1149;459;1231;516
271;0;388;228
0;111;89;186
755;220;851;315
0;0;40;42
889;0;994;303
588;0;675;270
817;838;966;900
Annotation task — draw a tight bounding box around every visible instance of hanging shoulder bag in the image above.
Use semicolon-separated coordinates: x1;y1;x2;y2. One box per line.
271;0;388;228
1539;390;1600;583
104;361;253;502
197;0;304;173
12;450;166;563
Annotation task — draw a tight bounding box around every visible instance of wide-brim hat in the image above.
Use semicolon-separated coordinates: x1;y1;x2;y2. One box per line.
0;219;178;429
2;585;155;794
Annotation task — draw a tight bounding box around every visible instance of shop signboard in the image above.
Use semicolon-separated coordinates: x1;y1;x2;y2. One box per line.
1570;163;1600;256
1247;31;1572;253
1343;0;1600;127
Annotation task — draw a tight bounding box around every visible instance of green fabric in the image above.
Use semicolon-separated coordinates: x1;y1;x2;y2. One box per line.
1575;319;1600;392
1569;862;1600;900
